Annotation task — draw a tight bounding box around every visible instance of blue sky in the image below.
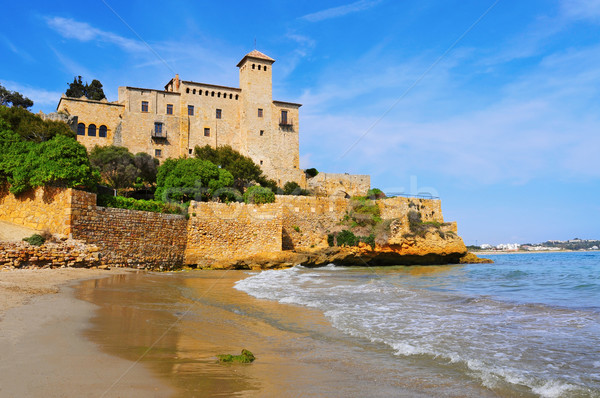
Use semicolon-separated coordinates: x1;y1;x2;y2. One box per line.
1;0;599;245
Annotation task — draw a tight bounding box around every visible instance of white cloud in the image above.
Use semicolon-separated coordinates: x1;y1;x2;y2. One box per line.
300;0;383;22
45;16;146;53
561;0;600;21
0;80;63;108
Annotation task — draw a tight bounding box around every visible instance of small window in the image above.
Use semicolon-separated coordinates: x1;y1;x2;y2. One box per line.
260;130;264;136
205;91;209;96
218;92;221;98
252;64;255;69
77;123;85;136
281;110;288;124
186;88;190;93
154;122;163;136
188;148;193;155
166;104;173;115
216;109;222;119
264;66;268;71
155;149;162;157
258;108;263;117
258;65;261;70
188;105;194;116
198;90;202;95
141;101;148;112
211;91;215;97
235;94;239;100
260;160;263;165
204;128;210;137
99;125;107;137
88;124;96;137
193;89;196;94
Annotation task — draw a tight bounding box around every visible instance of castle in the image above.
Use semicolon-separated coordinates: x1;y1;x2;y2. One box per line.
57;50;370;196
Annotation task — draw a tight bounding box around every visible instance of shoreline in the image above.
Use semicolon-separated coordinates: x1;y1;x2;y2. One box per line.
0;268;175;397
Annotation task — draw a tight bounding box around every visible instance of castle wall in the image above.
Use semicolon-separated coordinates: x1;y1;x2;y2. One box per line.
57;97;124;151
307;173;371;198
0;186;75;236
185;201;282;264
69;193;188;269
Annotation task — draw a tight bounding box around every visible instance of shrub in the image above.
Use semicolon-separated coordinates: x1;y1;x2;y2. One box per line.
98;194;185;214
217;349;256;363
23;233;45;246
283;181;309;196
336;229;358;246
243;185;275;204
367;188;385;199
292;225;300;233
348;196;382;226
305;168;319;178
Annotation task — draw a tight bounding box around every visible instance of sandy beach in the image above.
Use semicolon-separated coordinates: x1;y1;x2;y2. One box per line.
0;268;175;397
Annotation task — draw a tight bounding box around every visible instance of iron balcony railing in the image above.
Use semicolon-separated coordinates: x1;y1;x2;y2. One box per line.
279;117;293;126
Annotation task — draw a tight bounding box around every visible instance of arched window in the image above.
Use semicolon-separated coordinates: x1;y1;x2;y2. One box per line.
99;125;107;137
217;92;221;98
258;65;261;70
211;91;215;97
229;93;232;99
88;124;97;137
186;88;190;93
252;64;255;69
264;66;268;71
77;123;85;136
193;89;196;94
235;94;239;100
198;90;202;95
205;91;208;96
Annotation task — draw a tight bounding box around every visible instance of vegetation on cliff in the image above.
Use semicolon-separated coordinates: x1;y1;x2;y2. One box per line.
0;84;33;109
243;185;275;204
97;194;184;214
65;76;106;101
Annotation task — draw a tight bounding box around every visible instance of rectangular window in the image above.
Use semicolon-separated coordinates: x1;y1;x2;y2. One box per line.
281;110;288;124
154;122;163;137
260;130;264;136
188;148;193;155
258;108;263;117
204;128;210;137
188;105;194;116
166;104;173;115
216;109;222;119
141;101;149;112
155;149;162;157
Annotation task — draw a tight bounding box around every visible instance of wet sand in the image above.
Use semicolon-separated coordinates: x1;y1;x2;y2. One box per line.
0;268;175;397
76;270;497;397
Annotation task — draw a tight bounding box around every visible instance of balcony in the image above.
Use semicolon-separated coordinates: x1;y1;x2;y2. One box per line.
279;117;293;127
151;127;167;140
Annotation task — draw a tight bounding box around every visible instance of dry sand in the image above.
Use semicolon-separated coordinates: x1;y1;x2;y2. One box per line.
0;267;175;397
0;220;40;242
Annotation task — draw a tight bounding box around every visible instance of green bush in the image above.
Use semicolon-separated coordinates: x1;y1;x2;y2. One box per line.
348;196;382;226
23;234;45;246
304;168;319;178
328;230;376;249
98;194;185;214
243;185;275;204
283;181;309;196
217;349;256;363
367;188;385;199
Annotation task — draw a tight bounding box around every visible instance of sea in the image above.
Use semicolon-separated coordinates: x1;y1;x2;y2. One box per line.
235;252;600;397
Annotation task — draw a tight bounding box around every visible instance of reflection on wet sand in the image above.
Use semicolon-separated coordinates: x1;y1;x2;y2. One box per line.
76;270;497;397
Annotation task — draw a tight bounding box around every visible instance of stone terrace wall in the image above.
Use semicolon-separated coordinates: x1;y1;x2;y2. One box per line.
277;195;350;250
0;240;101;269
307;173;371;198
277;195;446;250
70;204;188;270
378;197;444;224
185;201;281;264
0;186;75;236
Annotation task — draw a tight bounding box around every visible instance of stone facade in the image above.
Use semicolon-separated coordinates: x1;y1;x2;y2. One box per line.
57;50;306;186
185;201;282;264
307;173;371;198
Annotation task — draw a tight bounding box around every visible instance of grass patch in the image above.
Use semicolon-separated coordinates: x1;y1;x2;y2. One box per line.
217;349;256;363
23;233;45;246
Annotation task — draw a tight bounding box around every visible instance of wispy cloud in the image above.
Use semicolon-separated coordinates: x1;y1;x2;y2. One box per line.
561;0;600;21
47;45;93;80
45;16;145;52
0;79;63;108
0;35;34;62
300;0;383;22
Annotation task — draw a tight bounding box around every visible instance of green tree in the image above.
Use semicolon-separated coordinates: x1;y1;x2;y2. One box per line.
66;76;106;101
66;76;86;98
194;145;264;191
86;79;106;101
89;146;139;191
133;152;159;186
283;181;309;196
155;157;234;203
0;84;33;109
